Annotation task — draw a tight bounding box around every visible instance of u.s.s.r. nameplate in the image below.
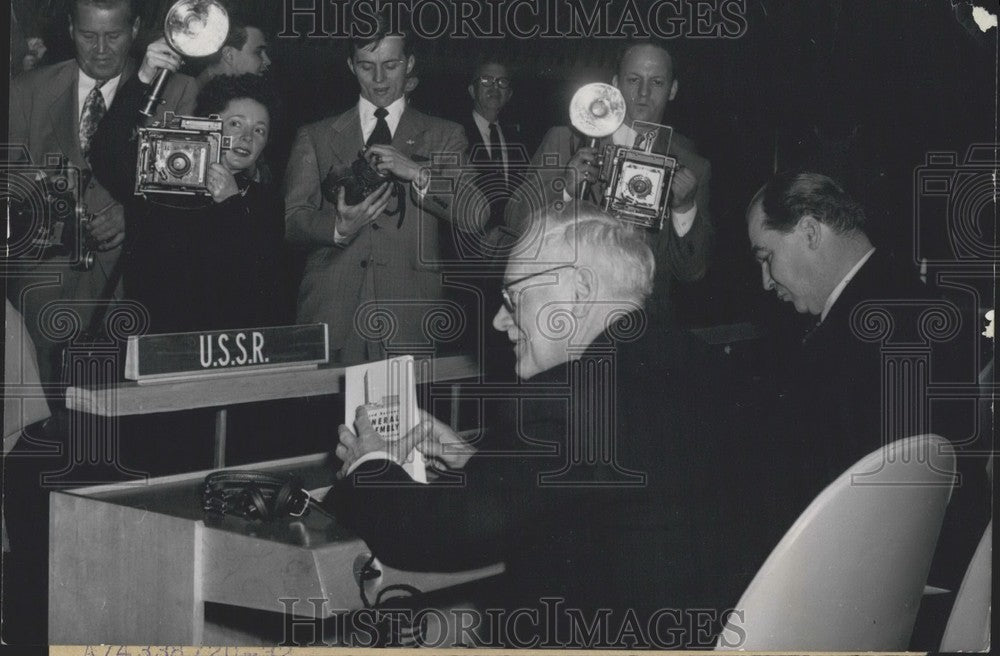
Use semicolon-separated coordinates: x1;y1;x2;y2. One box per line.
124;323;329;384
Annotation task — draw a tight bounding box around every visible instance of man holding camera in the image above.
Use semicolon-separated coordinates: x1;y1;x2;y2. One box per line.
285;21;488;363
508;39;712;315
6;0;197;395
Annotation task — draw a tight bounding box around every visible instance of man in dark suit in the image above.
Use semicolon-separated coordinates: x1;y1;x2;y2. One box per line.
6;0;198;395
285;22;488;363
746;172;990;637
330;201;755;648
507;40;712;314
460;57;521;232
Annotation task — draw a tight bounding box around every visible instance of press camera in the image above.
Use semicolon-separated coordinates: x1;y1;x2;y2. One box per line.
569;83;678;231
597;123;678;231
322;150;393;206
134;112;232;197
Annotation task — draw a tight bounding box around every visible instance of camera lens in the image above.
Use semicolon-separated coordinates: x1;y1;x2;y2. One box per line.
627;175;652;198
167;152;192;176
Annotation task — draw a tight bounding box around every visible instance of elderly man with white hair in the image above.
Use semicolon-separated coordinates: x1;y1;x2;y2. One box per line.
329;201;750;649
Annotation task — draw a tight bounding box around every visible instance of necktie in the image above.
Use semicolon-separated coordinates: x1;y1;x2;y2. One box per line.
488;122;502;163
79;79;107;159
366;107;392;147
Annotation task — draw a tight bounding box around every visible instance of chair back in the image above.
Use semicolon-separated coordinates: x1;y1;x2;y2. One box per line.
717;434;956;651
940;521;991;652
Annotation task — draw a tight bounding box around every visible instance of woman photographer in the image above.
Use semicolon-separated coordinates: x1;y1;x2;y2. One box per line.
90;38;286;335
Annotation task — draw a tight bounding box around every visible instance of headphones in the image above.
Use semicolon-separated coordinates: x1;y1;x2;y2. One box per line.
202;470;315;521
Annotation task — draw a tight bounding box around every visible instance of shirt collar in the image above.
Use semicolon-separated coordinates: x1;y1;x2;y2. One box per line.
820;247;876;322
472;110;494;132
78;68;122;113
358;95;406;135
78;68;121;95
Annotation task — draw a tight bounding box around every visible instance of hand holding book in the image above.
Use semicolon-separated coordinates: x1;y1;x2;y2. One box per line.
335;407;475;480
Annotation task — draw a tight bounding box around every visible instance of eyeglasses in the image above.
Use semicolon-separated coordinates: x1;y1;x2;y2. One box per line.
500;265;575;314
477;76;511;89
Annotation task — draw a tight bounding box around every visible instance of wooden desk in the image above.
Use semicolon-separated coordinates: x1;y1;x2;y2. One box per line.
49;452;502;645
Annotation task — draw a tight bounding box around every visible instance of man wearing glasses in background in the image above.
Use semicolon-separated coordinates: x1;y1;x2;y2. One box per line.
462;56;521;232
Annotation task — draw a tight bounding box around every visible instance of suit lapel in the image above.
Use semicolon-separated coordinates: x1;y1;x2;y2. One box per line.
49;63;84;166
331;108;364;167
465;114;485;149
393;108;426;157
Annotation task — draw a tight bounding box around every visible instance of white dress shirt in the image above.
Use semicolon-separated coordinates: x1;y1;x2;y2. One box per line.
358;95;406;144
471;110;508;179
77;70;122;123
820;247;876;322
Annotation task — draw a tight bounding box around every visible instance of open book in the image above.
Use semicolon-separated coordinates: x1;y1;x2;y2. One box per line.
343;355;427;483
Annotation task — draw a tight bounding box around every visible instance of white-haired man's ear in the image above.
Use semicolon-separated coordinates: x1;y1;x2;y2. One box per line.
571;266;598;318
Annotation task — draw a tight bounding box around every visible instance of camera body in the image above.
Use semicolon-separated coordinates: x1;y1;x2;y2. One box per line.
1;151;94;270
599;145;677;231
597;122;677;231
135;112;232;196
322;150;393;206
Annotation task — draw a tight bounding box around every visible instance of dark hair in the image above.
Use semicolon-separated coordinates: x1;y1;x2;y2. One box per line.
350;11;409;58
614;38;678;79
195;73;280;128
201;1;264;66
752;172;867;235
69;0;134;23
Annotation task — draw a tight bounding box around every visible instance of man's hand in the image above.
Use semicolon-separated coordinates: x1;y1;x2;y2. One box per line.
23;37;46;71
335;406;474;479
85;204;125;250
335;183;392;239
206;163;239;203
366;145;429;187
669;165;698;213
138;38;182;85
566;145;600;190
413;409;476;472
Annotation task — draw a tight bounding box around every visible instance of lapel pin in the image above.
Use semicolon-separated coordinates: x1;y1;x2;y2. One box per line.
406;139;415;145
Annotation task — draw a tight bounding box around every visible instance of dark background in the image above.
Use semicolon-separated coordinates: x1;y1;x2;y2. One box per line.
9;0;998;329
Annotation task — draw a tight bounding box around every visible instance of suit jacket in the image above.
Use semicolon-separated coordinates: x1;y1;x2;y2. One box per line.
6;58;198;384
285;105;488;362
506;125;713;300
764;250;989;594
330;314;766;647
459;114;531;253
